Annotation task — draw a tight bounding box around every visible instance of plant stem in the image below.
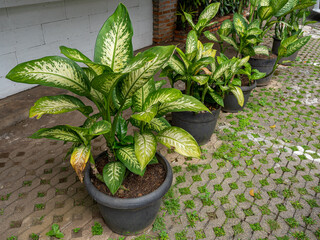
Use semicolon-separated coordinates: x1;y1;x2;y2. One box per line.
89;155;104;182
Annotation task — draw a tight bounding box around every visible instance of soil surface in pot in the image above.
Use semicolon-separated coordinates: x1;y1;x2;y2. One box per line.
240;75;250;86
253;53;277;60
90;154;166;198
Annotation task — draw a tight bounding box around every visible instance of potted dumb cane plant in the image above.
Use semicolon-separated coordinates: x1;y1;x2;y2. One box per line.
272;0;316;64
6;4;208;235
206;0;310;86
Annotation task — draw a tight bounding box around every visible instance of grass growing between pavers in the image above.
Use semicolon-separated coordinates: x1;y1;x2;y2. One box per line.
150;32;320;239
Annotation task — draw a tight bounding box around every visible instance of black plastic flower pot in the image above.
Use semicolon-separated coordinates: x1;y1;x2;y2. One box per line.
248;56;277;87
171;108;220;145
272;37;298;65
222;80;257;113
84;152;173;235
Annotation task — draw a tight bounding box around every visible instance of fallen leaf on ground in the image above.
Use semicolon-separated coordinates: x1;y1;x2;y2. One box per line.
249;189;255;197
270;125;276;129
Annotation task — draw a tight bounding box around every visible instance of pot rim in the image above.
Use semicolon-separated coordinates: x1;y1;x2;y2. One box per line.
239;79;257;92
84;152;173;210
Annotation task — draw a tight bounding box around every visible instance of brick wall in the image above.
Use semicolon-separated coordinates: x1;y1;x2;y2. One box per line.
0;0;153;99
153;0;178;44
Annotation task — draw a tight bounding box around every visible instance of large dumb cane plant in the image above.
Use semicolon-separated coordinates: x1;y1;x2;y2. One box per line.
6;4;207;195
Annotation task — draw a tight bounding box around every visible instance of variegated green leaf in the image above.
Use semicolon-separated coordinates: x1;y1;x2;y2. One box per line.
130;116;170;132
218;19;233;36
253;46;269;56
286;36;311;57
191;76;209;85
156;127;201;158
155;79;167;90
270;0;288;13
248;19;261;30
103;161;126;195
184;11;196;30
144;88;182;110
220;35;239;51
89;120;111;136
30;125;82;142
213;61;233;79
132;78;156;112
94;3;133;72
81;68;105;104
198;2;220;25
233;13;248;36
258;6;274;21
119;45;175;105
134;132;157;169
116;146;145;176
176;47;191;69
131;104;158;123
91;72;123;95
60;46;110;75
157;94;210;116
247;28;263;36
6;56;90;96
186;30;198;56
70;144;91;182
293;1;315;10
208;90;224;107
204;31;219;42
230;86;244;107
82;113;102;128
275;0;298;17
29;95;93;119
189;57;214;75
82;67;97;81
168;54;186;75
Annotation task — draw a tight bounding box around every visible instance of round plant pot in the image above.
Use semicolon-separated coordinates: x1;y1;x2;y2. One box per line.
84;152;173;235
171;108;220;145
248;56;277;87
272;37;298;65
222;81;257;113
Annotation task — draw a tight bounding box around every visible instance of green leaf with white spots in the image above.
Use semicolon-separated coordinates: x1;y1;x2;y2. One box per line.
204;31;219;42
208;90;224;107
89;120;111;136
220;35;239;51
258;6;274;21
168;54;186;75
176;47;191;69
155;79;167;90
119;45;175;105
230;86;244;107
91;72;123;95
131;104;158;123
191;76;209;85
218;19;233;36
132;78;155;112
60;46;110;75
103;161;126;195
186;30;198;56
157;127;201;158
157;94;210;116
6;56;90;96
82;67;97;81
253;46;269;56
130;116;170;132
189;57;214;75
29;95;93;119
116;146;145;176
134;132;157;169
94;3;133;72
82;113;102;128
198;2;220;25
30;125;83;142
233;13;248;36
70;144;91;182
184;11;196;30
275;0;298;17
286;36;311;57
144;88;182;110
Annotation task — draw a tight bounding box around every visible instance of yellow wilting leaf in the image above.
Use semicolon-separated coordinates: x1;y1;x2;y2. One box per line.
70;145;91;182
249;189;255;197
270;125;276;129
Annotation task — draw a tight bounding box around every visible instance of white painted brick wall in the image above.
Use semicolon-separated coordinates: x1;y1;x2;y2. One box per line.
0;0;153;99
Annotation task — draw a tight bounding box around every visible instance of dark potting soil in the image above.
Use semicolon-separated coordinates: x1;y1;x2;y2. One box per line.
90;154;166;198
240;75;250;86
253;53;277;60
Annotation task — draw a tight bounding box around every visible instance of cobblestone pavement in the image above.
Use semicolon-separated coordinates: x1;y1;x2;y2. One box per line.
1;24;320;240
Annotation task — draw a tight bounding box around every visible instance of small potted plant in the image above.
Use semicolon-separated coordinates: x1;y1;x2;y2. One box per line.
6;3;207;235
162;28;250;144
272;0;316;64
222;62;266;112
